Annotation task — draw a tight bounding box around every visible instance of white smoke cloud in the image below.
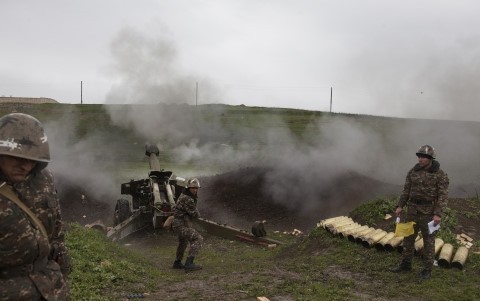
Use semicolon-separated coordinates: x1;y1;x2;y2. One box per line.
341;36;480;122
97;25;480;222
45;110;119;203
104;26;222;106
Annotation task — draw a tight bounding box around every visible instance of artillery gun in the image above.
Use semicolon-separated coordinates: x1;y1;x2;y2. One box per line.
107;144;184;240
106;143;283;247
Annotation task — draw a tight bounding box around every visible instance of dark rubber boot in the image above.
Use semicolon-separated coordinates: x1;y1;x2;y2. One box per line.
391;260;412;273
172;259;184;269
419;269;431;280
184;256;202;273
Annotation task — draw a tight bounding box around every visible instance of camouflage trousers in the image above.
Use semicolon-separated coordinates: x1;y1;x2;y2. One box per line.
0;260;69;301
401;211;436;271
0;277;43;301
173;226;203;260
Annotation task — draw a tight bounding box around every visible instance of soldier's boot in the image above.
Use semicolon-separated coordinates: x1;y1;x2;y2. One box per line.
419;269;431;280
391;260;412;273
172;259;184;269
184;256;202;273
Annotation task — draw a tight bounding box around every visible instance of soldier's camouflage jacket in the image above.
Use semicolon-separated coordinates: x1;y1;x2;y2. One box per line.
397;160;449;216
172;189;199;229
0;168;70;301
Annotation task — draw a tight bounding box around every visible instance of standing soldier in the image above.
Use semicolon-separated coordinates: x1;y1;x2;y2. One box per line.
392;145;449;280
171;177;203;272
0;113;71;300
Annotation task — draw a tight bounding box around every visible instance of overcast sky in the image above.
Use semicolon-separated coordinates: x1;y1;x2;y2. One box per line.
2;1;480;121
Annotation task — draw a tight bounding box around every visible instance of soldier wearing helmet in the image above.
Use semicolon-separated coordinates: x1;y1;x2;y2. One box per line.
0;113;70;300
392;144;449;280
171;177;203;272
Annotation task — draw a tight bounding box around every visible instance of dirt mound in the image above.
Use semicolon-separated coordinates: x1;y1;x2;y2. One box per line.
57;166;478;241
56;178;113;226
57;166;401;232
199;166;401;232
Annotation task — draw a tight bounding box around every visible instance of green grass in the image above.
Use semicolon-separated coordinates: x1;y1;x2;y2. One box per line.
289;227;480;300
349;196;397;228
463;197;480;219
66;223;480;301
66;224;167;300
0;102;402;152
436;207;458;244
6;102;480;300
349;197;470;246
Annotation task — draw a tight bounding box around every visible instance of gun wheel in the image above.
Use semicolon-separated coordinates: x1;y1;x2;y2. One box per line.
113;198;132;226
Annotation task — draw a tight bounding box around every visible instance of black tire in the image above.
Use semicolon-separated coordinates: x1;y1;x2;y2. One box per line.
251;221;267;237
113;198;132;226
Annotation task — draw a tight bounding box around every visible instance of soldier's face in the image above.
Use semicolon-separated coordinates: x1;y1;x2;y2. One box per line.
0;155;37;183
417;155;432;168
189;187;198;196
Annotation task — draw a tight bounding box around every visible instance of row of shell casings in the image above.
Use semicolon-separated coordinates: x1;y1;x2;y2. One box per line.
317;216;469;270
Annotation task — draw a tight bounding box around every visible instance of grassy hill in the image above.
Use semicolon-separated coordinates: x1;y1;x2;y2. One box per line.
65;218;479;300
2;103;479;300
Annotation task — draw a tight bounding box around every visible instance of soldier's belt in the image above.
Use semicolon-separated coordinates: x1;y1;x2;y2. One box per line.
410;198;433;205
0;257;48;278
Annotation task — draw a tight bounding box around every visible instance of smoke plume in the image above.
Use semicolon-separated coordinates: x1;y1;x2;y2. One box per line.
87;26;480;224
45;109;119;203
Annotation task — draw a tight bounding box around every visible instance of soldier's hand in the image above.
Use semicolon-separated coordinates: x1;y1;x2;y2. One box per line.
395;206;403;216
50;243;73;275
58;253;73;275
50;243;60;260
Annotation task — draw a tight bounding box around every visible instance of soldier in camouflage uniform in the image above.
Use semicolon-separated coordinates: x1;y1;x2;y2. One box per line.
0;113;71;300
392;145;449;280
171;177;203;272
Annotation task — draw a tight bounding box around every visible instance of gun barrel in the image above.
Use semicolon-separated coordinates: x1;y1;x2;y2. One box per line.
145;143;161;171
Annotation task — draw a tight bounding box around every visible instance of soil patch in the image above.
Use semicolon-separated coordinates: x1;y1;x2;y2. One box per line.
199;166;401;232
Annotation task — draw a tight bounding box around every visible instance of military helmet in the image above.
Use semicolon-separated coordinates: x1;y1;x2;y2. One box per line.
416;145;435;159
187;177;201;188
0;113;50;169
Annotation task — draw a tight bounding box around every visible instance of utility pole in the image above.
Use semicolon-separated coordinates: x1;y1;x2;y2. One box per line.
195;82;198;106
329;87;332;113
80;81;83;104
